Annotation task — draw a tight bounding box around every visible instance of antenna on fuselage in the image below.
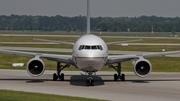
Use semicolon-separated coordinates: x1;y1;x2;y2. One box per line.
87;0;90;34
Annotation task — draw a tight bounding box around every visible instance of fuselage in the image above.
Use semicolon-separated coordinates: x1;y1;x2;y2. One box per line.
72;34;108;72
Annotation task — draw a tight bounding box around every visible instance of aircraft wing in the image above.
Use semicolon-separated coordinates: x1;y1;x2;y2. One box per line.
107;51;180;64
0;49;73;64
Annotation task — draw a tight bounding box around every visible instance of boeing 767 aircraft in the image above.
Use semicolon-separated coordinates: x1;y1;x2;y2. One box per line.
0;0;180;86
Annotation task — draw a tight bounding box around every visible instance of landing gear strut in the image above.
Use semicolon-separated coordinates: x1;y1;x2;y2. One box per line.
53;62;70;81
86;72;94;86
109;63;125;81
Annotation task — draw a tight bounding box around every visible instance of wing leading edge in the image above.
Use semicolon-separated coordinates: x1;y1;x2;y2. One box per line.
107;50;180;65
0;49;73;64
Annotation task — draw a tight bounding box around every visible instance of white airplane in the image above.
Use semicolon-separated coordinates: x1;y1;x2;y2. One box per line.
1;0;180;86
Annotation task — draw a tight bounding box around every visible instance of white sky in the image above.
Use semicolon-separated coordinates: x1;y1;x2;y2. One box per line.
0;0;180;17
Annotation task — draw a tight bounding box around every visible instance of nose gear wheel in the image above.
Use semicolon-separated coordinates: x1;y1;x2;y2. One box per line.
86;72;94;86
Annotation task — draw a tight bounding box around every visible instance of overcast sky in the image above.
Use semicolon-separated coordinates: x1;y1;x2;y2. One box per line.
0;0;180;17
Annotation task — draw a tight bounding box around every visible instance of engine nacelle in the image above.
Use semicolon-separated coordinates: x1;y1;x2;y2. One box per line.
133;58;152;78
26;57;45;77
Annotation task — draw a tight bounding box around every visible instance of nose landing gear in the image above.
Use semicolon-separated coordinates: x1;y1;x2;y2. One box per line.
86;72;94;86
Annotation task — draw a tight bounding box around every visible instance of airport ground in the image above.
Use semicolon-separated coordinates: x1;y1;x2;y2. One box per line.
0;32;180;101
0;70;180;101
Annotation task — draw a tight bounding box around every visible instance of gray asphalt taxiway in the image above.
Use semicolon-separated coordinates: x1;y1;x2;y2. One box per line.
0;69;180;101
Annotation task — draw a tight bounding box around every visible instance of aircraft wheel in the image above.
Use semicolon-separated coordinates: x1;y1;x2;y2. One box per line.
86;80;90;86
86;77;94;86
60;73;64;81
90;80;94;86
53;73;57;81
121;74;125;81
114;74;118;81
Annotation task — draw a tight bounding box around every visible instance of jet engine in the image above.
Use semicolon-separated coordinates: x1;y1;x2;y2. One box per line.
133;58;152;77
26;57;45;77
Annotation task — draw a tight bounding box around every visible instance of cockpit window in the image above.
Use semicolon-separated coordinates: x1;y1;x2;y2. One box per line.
85;46;90;49
91;46;97;50
79;45;84;50
79;45;103;50
97;45;103;50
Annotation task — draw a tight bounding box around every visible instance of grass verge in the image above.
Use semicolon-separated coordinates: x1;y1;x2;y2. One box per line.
0;89;107;101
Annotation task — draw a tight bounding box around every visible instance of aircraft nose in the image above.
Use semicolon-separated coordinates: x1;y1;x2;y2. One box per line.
84;51;100;57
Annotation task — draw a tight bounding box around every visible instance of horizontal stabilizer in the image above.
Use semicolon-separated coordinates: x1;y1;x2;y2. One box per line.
33;38;74;46
106;39;142;45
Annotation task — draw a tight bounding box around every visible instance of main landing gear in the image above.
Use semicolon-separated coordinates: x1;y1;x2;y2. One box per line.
86;72;94;86
53;62;70;81
109;63;125;81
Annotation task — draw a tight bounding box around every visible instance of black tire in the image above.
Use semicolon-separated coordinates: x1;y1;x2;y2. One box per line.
60;73;64;81
114;74;118;81
90;80;94;86
86;80;90;86
53;73;57;81
121;74;125;81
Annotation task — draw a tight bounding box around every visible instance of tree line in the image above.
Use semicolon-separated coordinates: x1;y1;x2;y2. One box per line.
0;14;180;32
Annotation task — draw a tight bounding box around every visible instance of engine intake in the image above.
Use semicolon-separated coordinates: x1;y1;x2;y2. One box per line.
133;58;152;77
27;57;45;77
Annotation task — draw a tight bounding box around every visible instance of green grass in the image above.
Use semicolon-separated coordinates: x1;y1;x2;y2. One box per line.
1;41;180;52
1;35;180;43
0;89;107;101
1;34;180;52
0;31;180;36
